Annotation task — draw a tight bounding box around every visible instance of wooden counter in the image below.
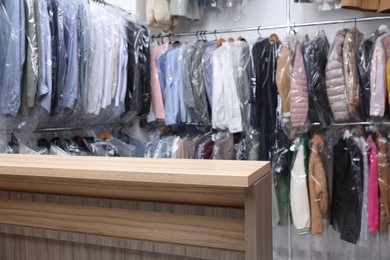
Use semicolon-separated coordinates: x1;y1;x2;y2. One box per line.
0;154;272;260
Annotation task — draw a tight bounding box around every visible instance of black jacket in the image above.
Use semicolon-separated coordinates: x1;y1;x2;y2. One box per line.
251;38;279;161
358;36;376;120
305;32;333;126
331;136;363;244
123;22;151;121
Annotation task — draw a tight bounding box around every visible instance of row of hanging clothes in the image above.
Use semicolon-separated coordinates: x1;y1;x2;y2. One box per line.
0;0;150;131
278;24;390;135
144;127;255;160
149;32;283;163
3;130;145;157
283;127;390;247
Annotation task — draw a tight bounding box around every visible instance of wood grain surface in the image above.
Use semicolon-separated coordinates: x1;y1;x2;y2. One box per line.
0;154;270;187
0;199;246;251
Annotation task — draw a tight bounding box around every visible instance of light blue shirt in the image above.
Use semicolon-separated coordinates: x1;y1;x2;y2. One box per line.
0;0;26;115
164;45;181;125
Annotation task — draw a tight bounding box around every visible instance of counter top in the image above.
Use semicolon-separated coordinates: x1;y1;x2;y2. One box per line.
0;154;270;188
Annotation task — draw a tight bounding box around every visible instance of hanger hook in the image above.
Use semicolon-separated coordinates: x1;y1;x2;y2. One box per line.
354;17;357;27
213;29;218;41
203;30;208;41
257;26;261;37
195;31;199;40
168;33;172;43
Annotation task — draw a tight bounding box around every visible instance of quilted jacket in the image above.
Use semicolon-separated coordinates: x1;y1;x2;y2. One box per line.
291;39;309;127
325;29;350;122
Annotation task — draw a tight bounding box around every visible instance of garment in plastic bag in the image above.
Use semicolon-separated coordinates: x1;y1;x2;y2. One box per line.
212;42;244;133
291;37;309;128
212;132;235;160
251;36;280;160
367;135;379;233
150;43;169;120
0;0;25;116
308;132;329;236
290;134;311;235
276;37;292;120
374;131;390;232
170;0;201;21
344;27;363;121
122;19;150;121
305;30;332;125
164;43;183;125
370;32;390;118
21;0;39;117
354;135;369;247
358;33;377;120
190;41;211;125
272;96;290;176
325;29;350;122
331;131;363;244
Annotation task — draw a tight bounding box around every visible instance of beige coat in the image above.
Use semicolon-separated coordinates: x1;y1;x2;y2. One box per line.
325;29;350;122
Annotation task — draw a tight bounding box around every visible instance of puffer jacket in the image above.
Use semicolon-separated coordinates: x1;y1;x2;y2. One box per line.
308;133;329;236
276;39;292;118
306;30;332;126
291;39;309;128
325;29;350;122
370;32;390;117
344;28;363;120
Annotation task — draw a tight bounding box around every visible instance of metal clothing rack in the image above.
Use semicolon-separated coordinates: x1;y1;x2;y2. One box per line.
151;15;390;39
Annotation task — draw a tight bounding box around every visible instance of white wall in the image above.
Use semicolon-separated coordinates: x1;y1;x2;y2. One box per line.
141;0;389;42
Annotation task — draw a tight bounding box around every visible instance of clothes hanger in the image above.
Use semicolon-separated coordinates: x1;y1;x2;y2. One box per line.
202;31;208;41
213;29;218;41
268;33;280;44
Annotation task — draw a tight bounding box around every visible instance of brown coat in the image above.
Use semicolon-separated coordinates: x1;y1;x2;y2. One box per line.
343;27;363;120
308;133;329;236
276;40;292;116
375;132;390;232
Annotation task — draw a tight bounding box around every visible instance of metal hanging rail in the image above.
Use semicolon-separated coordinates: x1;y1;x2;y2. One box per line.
151;15;390;39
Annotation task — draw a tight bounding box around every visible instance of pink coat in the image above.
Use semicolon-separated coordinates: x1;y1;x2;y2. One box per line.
290;40;309;128
367;135;379;232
